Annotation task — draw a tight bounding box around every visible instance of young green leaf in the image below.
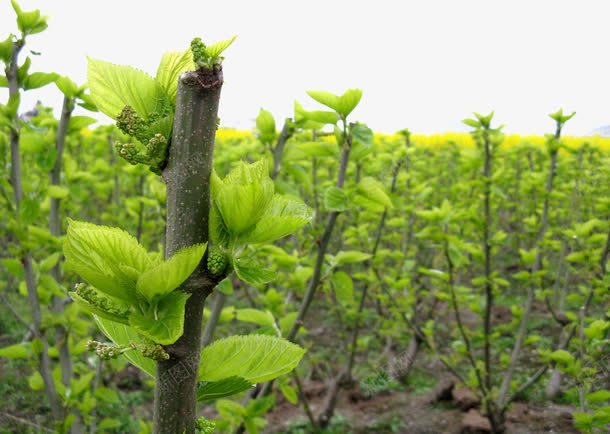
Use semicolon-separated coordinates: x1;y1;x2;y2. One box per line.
307;88;362;119
324;186;348;212
22;72;58;90
235;308;276;327
334;250;372;265
238;195;313;244
0;342;31;359
39;252;61;272
129;291;191;345
87;58;169;120
246;395;276;418
11;1;48;36
197;376;254;402
355;177;393;210
68;116;97;133
155;50;196;102
55;76;79;98
212;160;275;237
205;36;237;60
199;335;306;383
306;91;339;113
279;384;298;404
294;101;338;127
0;35;13;65
94;316;156;377
293;141;340;158
331;271;355;307
256;109;276;145
233;257;276;287
136;243;206;301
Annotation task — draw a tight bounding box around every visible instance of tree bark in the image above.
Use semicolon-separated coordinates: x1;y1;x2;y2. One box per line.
154;65;223;434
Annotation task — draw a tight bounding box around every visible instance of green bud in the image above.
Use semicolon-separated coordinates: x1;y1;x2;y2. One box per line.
196;417;216;434
207;247;229;279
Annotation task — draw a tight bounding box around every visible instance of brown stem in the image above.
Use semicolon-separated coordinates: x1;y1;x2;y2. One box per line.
136;175;145;242
50;95;74;385
244;124;353;421
498;132;560;408
482;129;493;392
443;236;487;399
292;372;318;432
271;119;293;180
50;95;83;433
6;36;63;422
286;135;351;342
154;65;223;434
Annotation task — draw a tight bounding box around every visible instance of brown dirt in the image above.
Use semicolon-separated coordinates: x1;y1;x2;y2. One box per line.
265;380;579;434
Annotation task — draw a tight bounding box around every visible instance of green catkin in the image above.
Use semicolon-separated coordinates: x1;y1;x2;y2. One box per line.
115;105;170;173
73;283;129;319
207;247;229;279
137;343;170;361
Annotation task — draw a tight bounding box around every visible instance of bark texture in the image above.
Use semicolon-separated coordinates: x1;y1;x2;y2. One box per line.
154;66;223;434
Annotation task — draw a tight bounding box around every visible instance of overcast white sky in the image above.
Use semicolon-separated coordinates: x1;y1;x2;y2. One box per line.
2;0;609;135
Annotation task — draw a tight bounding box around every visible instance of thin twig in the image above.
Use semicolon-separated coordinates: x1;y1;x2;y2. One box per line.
1;412;54;433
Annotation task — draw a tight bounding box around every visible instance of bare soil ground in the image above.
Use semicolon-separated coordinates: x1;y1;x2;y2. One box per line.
265;377;578;434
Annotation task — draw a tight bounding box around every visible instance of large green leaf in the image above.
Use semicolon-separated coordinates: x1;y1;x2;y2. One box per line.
94;316;156;377
129;291;190;345
88;58;169;120
155;50;195;102
136;243;206;301
63;220;153;302
199;335;305;383
238;195;312;244
197;376;253;402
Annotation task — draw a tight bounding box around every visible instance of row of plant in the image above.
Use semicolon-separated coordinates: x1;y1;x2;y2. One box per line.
1;2;609;433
